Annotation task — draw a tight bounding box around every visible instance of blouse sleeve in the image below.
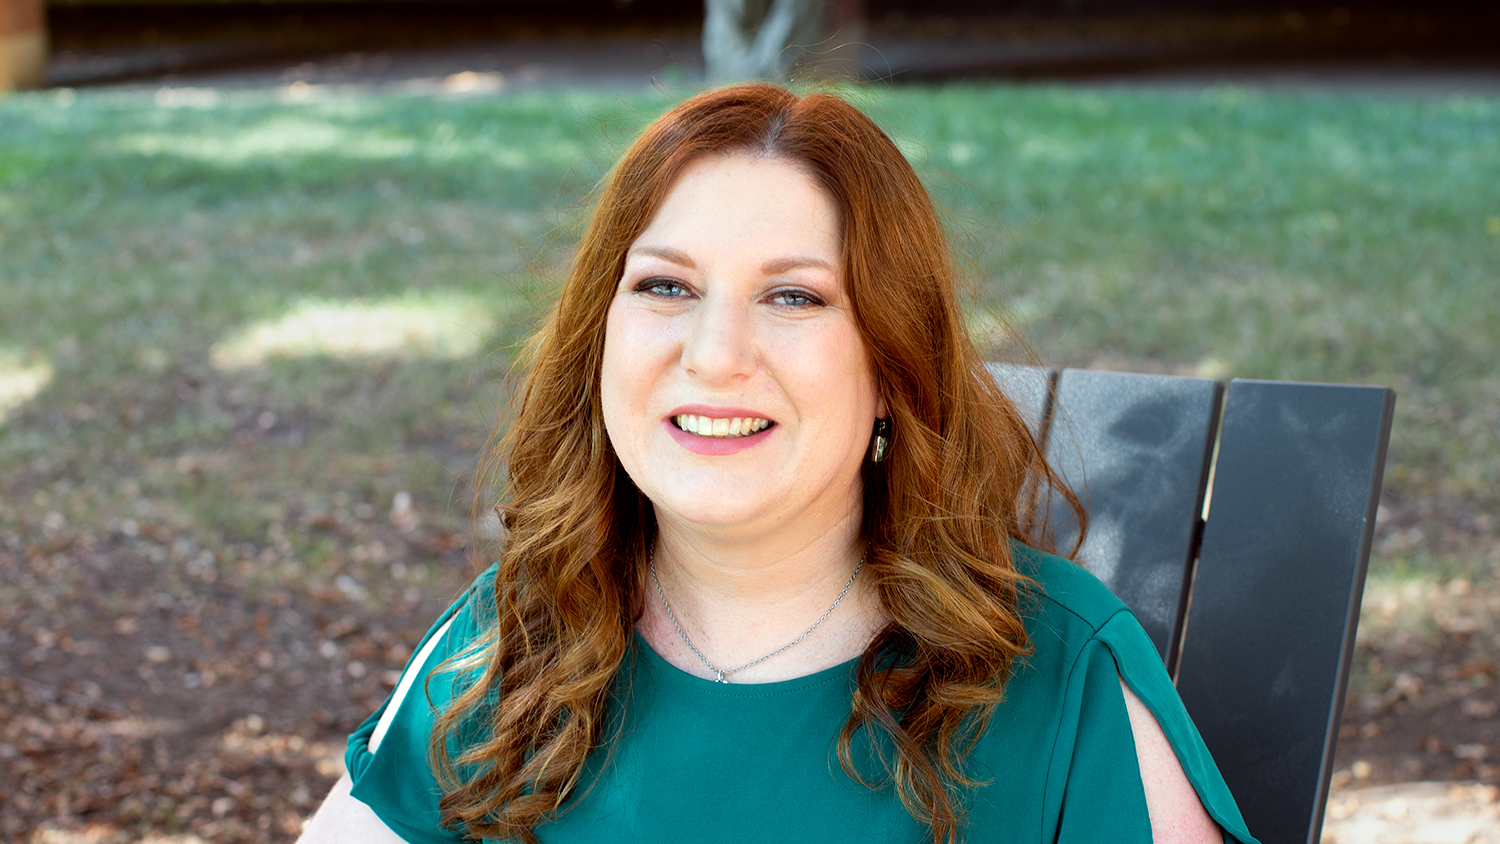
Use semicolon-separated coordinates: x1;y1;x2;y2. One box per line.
1048;633;1155;841
344;564;498;844
1090;609;1259;844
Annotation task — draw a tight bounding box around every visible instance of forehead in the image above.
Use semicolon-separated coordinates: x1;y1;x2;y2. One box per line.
632;154;842;263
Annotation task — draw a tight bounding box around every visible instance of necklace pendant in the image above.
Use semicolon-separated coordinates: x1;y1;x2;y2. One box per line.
714;671;728;683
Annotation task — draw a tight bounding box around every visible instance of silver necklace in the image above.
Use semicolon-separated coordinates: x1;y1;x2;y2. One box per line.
648;548;866;684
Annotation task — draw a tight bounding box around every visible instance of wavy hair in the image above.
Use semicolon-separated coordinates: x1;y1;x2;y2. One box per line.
430;83;1082;844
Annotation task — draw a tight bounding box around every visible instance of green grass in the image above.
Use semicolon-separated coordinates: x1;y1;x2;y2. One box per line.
1;83;1497;591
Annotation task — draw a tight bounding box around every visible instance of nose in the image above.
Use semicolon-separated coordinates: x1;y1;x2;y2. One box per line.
680;291;756;384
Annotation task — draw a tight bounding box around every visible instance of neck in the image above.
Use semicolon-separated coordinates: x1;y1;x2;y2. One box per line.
639;515;887;683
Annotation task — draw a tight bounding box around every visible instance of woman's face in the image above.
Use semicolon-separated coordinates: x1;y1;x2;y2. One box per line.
601;154;883;542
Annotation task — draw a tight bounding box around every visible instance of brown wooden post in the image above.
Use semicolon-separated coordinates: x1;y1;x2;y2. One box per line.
0;0;47;92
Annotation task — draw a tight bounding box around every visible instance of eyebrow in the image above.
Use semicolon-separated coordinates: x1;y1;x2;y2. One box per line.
627;245;697;269
760;256;837;274
627;245;836;275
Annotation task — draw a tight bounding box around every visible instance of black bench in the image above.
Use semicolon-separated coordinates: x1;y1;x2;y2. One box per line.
989;364;1395;844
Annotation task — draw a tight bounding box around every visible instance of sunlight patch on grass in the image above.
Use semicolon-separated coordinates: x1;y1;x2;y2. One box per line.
1016;133;1093;163
209;294;494;371
118;117;418;163
153;87;222;109
113;113;583;171
0;351;51;423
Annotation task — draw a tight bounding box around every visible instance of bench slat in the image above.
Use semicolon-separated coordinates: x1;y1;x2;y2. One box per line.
984;362;1056;443
1175;379;1395;844
1044;369;1222;669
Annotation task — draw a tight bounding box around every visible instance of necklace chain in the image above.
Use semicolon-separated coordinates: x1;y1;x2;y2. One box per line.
648;548;866;684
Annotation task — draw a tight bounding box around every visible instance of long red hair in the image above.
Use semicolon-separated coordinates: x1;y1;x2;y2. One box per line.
431;83;1081;844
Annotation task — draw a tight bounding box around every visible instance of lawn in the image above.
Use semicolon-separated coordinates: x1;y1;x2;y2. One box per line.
1;82;1497;839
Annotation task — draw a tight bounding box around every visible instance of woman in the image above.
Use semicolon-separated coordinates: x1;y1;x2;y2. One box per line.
301;84;1258;844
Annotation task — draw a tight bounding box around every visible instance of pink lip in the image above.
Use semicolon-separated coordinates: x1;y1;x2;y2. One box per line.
663;405;777;456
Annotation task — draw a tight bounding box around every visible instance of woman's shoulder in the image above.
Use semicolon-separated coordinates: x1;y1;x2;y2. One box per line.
1007;540;1132;643
449;561;500;631
412;561;500;653
399;560;500;690
349;565;497;745
999;541;1261;844
341;562;501;843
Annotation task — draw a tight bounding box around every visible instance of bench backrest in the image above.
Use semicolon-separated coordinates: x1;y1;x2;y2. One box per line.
987;364;1395;844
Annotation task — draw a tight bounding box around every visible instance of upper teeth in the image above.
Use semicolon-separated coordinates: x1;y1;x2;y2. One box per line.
674;415;771;438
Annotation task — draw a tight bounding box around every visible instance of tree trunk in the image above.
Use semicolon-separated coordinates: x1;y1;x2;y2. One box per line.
703;0;835;83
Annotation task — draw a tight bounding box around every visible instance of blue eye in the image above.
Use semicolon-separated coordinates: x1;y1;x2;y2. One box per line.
637;278;691;298
769;289;821;307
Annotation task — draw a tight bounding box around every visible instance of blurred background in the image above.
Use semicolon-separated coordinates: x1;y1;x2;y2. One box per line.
1;0;1497;841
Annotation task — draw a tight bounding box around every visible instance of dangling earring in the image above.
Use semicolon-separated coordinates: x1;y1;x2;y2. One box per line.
870;417;891;463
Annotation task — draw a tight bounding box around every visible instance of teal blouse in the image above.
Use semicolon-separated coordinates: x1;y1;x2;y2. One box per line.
346;545;1259;843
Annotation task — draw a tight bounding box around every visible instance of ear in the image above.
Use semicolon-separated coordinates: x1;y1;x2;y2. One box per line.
875;395;888;419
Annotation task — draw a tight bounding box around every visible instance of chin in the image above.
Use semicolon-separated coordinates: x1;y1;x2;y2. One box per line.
643;478;785;531
655;495;768;530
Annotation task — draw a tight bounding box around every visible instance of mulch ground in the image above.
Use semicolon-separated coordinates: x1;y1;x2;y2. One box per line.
2;509;474;842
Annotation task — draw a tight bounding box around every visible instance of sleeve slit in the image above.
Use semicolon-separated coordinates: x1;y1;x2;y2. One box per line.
369;616;456;755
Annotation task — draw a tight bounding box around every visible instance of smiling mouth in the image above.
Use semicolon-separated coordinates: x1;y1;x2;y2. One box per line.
672;414;774;438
